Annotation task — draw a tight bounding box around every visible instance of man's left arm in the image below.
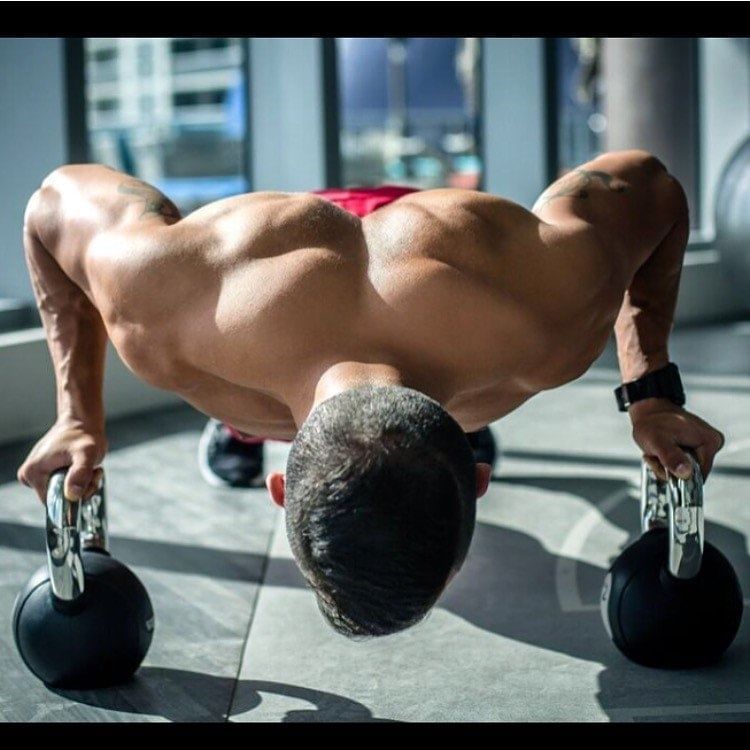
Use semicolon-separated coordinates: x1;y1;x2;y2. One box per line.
614;177;725;481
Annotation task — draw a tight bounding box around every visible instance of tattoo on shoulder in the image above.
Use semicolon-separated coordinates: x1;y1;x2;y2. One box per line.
117;179;181;221
536;168;628;208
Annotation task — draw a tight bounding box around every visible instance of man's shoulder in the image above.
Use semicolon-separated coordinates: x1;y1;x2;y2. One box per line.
376;187;540;240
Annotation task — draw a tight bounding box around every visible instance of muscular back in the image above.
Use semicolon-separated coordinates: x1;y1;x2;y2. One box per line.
89;190;583;426
38;153;680;436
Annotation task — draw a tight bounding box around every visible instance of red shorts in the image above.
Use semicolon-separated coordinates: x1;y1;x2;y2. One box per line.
226;184;420;445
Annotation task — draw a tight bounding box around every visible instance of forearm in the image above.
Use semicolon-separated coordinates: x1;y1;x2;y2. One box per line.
24;219;107;432
614;198;689;384
614;290;674;383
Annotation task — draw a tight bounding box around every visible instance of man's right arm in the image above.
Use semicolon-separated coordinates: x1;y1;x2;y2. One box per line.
532;150;725;480
17;182;110;502
25;196;108;430
17;165;181;502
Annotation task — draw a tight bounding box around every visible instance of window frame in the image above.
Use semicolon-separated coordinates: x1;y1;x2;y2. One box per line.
545;36;705;240
324;37;486;192
66;37;253;192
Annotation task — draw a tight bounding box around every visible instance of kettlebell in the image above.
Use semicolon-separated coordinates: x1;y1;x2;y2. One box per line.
12;468;155;688
601;452;743;668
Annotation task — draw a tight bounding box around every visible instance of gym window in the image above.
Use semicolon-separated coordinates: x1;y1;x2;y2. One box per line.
82;37;250;215
550;38;701;230
333;38;483;190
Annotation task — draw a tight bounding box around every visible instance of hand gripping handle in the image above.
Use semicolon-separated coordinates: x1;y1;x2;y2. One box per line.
45;469;108;601
640;452;704;579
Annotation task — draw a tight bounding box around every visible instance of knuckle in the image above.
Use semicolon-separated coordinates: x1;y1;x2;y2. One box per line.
30;478;46;495
631;425;652;445
650;436;670;453
69;468;91;484
75;445;97;463
661;447;684;463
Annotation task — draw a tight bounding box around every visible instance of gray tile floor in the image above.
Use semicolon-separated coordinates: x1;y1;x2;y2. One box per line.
1;323;749;722
0;408;278;722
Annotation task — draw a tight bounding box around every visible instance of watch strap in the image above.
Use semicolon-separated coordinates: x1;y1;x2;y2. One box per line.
614;362;686;412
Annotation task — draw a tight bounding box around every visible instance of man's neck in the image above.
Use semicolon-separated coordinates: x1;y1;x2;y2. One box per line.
297;361;407;425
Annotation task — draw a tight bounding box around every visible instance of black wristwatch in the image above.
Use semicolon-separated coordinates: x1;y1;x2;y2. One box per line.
614;362;686;412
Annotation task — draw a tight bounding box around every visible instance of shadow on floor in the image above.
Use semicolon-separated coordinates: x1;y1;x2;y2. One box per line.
440;474;750;721
53;667;397;722
8;471;750;721
0;520;267;583
495;451;750;479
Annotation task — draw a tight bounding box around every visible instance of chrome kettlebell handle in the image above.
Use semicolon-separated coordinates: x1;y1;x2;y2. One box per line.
640;452;704;579
46;469;108;601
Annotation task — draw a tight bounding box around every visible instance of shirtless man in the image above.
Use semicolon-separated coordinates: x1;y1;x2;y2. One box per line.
17;150;725;637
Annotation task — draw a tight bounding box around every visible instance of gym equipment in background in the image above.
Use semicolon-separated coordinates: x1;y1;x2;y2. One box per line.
600;453;743;668
12;469;154;688
716;135;750;309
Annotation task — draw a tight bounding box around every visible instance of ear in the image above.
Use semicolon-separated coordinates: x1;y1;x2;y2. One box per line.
265;471;286;508
475;462;492;499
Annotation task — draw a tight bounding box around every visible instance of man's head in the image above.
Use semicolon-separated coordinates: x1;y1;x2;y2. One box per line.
266;384;490;638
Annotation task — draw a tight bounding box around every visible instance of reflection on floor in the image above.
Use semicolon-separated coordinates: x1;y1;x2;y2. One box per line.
1;324;749;721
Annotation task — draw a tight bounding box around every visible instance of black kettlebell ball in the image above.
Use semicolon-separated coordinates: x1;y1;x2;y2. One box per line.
12;549;154;689
601;528;743;668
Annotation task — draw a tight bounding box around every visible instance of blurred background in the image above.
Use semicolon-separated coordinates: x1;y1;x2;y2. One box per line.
0;37;749;442
3;38;750;724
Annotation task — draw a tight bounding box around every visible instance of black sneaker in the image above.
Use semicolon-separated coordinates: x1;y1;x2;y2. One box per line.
198;419;266;488
466;426;499;472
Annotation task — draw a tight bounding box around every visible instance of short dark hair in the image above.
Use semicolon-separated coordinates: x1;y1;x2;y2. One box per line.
284;384;477;638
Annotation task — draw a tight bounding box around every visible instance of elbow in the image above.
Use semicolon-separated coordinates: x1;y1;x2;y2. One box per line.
40;163;94;188
41;163;111;188
23;187;49;236
27;166;68;217
35;164;95;204
24;179;62;244
659;172;689;235
669;174;689;224
629;149;690;220
37;164;78;196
